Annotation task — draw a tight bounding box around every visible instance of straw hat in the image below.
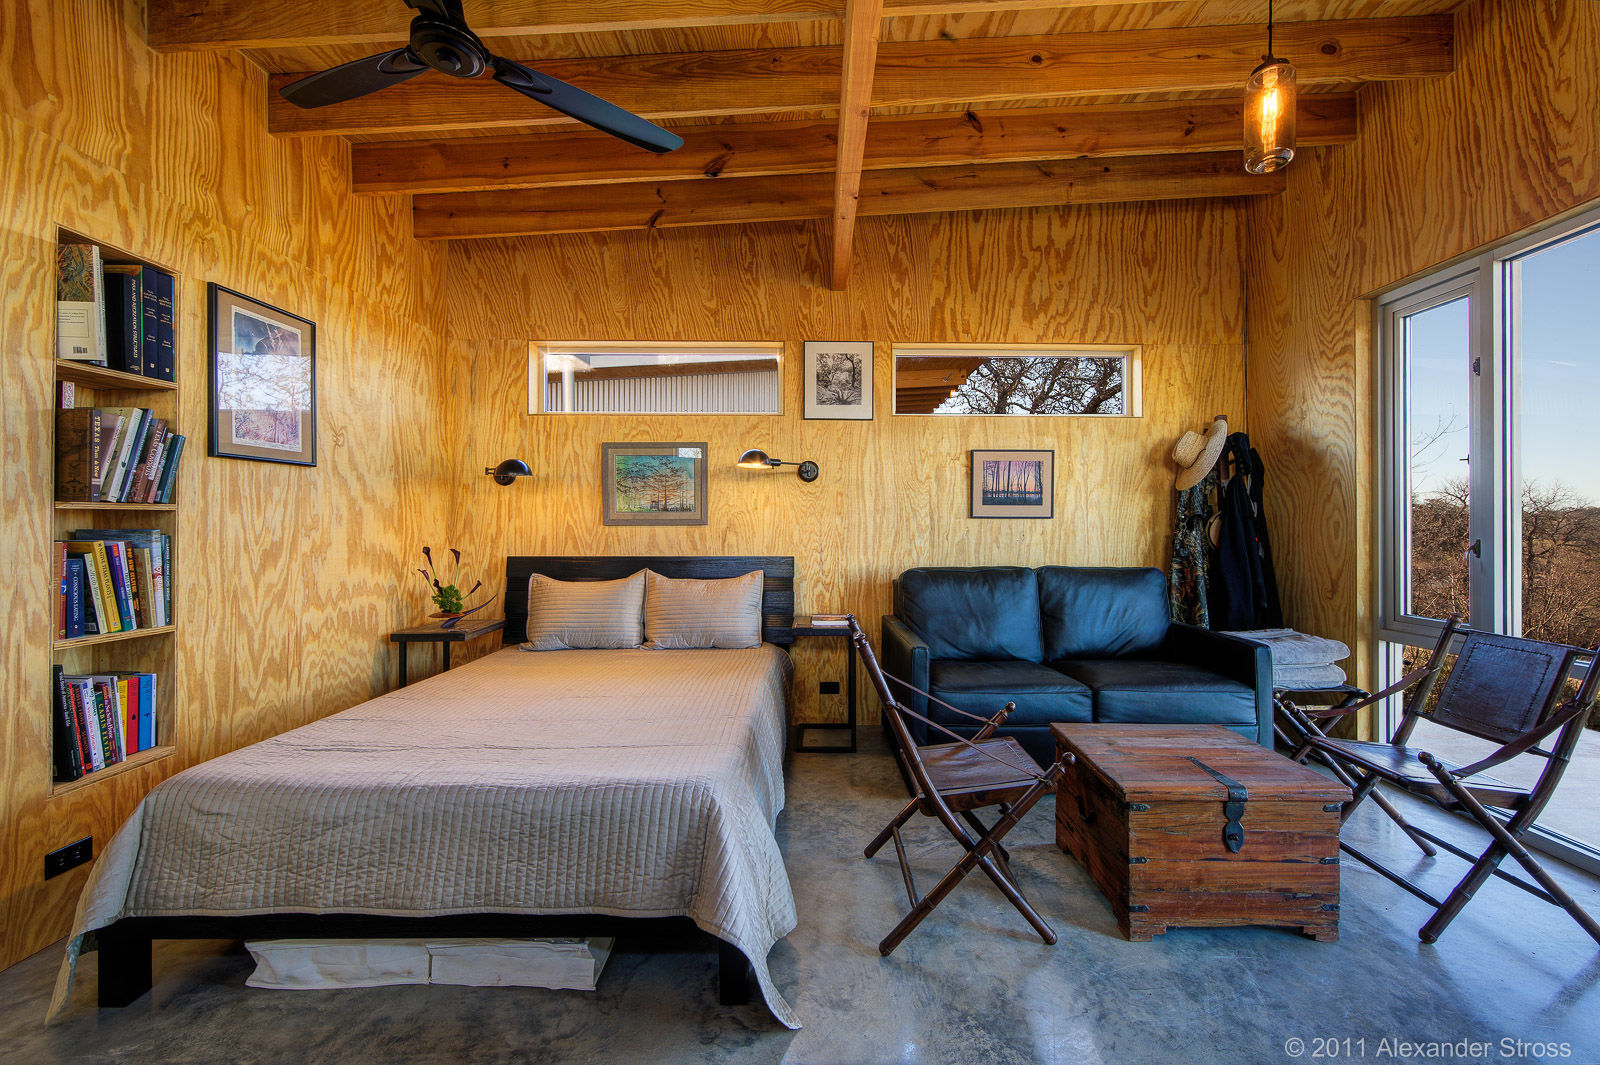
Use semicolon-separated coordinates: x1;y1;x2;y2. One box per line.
1173;416;1228;491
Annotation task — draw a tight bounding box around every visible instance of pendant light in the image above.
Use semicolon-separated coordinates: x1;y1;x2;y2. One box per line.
1243;0;1297;175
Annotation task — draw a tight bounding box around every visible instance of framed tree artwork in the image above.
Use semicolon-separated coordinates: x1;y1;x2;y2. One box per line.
601;442;708;526
803;341;873;420
970;449;1054;519
207;284;317;466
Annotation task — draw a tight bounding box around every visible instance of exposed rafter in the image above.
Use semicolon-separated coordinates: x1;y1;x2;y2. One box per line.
410;151;1287;240
267;17;1451;137
829;0;884;290
350;96;1358;194
147;0;1176;52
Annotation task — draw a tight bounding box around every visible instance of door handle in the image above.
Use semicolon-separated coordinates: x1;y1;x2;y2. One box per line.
1463;539;1482;563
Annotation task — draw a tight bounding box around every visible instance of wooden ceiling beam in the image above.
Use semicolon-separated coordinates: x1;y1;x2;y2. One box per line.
350;96;1357;194
268;16;1449;137
410;150;1285;240
829;0;884;290
148;0;1176;52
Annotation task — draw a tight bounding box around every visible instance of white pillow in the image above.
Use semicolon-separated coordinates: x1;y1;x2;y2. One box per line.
522;571;645;650
643;569;763;649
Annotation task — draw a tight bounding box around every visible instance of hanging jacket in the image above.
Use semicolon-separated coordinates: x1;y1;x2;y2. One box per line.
1208;432;1283;630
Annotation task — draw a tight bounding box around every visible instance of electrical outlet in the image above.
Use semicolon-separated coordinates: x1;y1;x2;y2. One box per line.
45;837;92;880
819;680;841;695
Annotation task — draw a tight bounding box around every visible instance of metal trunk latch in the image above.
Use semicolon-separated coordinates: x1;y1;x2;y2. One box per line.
1186;756;1249;853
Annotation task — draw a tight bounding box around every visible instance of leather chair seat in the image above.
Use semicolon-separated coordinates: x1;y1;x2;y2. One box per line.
928;660;1093;727
1054;659;1257;725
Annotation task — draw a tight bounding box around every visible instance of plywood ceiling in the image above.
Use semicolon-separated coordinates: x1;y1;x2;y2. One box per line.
146;0;1464;286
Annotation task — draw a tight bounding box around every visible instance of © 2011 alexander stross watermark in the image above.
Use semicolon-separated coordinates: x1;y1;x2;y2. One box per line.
1281;1035;1580;1061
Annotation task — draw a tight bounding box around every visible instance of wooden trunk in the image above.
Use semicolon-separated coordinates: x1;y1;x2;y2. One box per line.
1051;724;1350;942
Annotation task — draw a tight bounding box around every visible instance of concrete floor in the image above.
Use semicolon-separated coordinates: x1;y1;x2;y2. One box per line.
4;735;1599;1065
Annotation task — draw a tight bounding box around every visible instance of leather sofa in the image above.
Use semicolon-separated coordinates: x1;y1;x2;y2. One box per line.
880;566;1272;766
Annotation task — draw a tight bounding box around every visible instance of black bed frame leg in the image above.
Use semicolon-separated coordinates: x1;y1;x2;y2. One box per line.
97;923;153;1008
717;939;752;1006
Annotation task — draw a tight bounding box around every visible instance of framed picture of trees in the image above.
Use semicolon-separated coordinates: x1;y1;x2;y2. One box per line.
601;442;709;526
803;341;873;420
970;449;1054;519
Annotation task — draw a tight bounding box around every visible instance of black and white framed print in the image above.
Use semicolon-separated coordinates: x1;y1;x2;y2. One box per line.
803;341;873;420
207;284;317;466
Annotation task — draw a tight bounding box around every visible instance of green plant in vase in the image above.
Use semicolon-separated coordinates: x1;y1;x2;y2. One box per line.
418;546;495;628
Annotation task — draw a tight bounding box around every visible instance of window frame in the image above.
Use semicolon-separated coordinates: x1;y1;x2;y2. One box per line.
888;342;1142;418
528;340;785;416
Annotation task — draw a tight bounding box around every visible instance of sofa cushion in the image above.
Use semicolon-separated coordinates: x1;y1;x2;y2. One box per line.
898;567;1043;662
1055;658;1256;725
1038;567;1170;661
927;659;1092;727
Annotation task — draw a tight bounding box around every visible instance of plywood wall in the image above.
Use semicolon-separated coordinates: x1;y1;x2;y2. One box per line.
443;201;1248;725
1244;0;1600;693
0;0;449;970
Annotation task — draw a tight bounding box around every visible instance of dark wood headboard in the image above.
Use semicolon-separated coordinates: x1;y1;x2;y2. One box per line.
504;556;796;646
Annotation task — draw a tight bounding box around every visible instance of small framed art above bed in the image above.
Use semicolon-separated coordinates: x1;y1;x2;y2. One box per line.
54;555;803;1030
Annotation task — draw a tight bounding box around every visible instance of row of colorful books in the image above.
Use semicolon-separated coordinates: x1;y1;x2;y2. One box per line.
52;665;158;783
56;531;171;639
55;405;185;504
56;242;176;381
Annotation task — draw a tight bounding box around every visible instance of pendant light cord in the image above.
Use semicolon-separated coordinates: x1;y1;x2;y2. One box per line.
1267;0;1275;57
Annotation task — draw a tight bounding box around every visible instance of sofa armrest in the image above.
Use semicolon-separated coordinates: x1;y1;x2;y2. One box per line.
881;614;931;745
1165;624;1274;747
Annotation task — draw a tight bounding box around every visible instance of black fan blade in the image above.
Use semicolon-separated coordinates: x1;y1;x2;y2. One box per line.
490;56;683;154
279;49;429;109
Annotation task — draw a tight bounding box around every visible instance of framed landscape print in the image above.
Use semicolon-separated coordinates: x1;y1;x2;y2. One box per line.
803;341;873;420
208;284;317;466
970;449;1054;519
601;441;708;526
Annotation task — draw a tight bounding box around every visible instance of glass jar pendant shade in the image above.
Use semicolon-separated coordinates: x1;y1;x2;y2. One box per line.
1244;57;1297;174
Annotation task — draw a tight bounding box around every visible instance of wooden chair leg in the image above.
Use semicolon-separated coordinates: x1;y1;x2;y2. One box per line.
866;798;920;859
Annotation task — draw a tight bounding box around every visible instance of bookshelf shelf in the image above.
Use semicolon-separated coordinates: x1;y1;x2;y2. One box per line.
53;625;176;651
55;359;178;392
55;501;178;512
50;746;176;798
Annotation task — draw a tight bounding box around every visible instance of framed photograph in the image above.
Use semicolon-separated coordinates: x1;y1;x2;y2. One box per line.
601;442;708;526
803;341;873;420
208;284;317;466
970;449;1054;519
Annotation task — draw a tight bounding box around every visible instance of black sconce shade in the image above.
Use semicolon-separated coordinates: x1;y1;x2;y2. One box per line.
486;458;532;485
737;448;819;482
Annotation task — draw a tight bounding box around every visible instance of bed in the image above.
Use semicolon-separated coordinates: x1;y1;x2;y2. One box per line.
50;555;802;1029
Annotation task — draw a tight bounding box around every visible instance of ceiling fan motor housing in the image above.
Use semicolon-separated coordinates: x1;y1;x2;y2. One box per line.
411;16;488;78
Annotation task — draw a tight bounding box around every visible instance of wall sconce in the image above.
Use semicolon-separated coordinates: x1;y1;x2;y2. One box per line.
737;448;819;483
485;458;532;485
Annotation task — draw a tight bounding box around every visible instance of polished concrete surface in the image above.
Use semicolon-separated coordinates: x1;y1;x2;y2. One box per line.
4;735;1598;1065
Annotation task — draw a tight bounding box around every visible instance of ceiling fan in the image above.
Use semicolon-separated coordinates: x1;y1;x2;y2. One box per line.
277;0;683;154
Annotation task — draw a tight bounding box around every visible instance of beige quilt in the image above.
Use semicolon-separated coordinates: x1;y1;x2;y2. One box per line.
50;645;799;1028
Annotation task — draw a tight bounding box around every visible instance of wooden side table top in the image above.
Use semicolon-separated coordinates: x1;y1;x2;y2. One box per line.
389;617;506;643
1050;723;1349;803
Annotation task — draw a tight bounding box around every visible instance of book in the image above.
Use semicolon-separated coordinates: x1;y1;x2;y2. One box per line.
52;665;85;783
89;679;120;765
99;540;134;630
110;410;154;502
58;381;75;408
128;418;167;503
101;407;145;502
133;546;157;629
56;541;68;640
77;529;168;628
136;673;156;749
64;556;87;639
142;430;169;502
118;675;139;756
153;268;176;382
808;614;851;627
102;264;144;375
56;242;105;363
91;410;127;501
54;407;103;502
139;267;161;378
155;434;186;503
68;680;104;773
65;541;119;633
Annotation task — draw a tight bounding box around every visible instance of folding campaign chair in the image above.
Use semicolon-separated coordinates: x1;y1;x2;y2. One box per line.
1286;615;1600;945
846;617;1071;956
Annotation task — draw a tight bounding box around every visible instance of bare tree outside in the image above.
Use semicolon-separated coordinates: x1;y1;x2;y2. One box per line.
939;355;1124;414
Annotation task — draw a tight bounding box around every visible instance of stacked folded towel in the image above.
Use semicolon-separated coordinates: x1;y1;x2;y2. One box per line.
1222;627;1352;690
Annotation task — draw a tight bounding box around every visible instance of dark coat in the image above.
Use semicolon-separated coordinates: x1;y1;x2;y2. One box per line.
1208;432;1283;631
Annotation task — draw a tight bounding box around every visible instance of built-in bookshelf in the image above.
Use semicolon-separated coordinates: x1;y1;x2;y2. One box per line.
49;228;182;794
